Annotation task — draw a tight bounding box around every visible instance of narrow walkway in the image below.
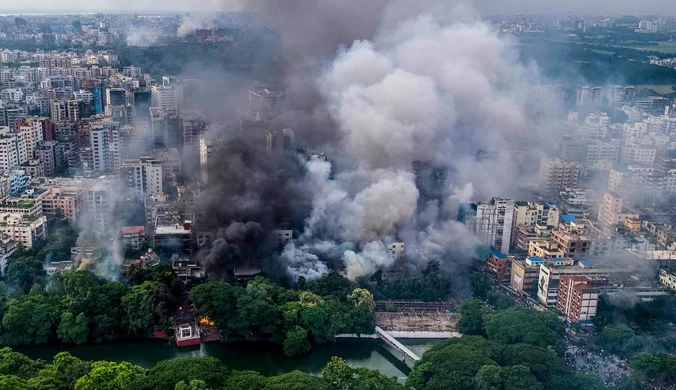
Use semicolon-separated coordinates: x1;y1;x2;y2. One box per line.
375;326;420;363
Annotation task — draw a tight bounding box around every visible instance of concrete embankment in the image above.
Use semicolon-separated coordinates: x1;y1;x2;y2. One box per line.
336;331;461;339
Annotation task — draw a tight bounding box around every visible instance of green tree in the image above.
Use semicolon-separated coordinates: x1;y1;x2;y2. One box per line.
470;272;492;300
283;326;311;357
0;348;43;378
407;336;501;390
0;375;29;390
263;370;328;390
457;300;488;335
499;344;566;384
306;272;356;302
74;361;146;390
1;295;57;345
223;371;267;390
57;312;89;345
484;307;563;349
188;281;241;334
323;356;355;390
474;365;543;390
174;379;207;390
351;366;405;390
596;324;636;357
42;352;92;390
486;291;515;310
143;357;229;390
121;281;173;336
299;291;324;307
300;306;332;344
4;256;46;294
91;281;127;343
348;288;375;311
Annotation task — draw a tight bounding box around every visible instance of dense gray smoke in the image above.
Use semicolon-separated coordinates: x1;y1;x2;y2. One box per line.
200;221;268;280
192;0;556;281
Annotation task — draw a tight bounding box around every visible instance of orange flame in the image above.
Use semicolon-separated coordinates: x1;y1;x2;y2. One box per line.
199;317;215;326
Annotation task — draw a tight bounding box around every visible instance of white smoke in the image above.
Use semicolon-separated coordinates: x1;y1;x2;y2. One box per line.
126;28;158;47
274;4;555;281
301;158;418;243
343;241;392;280
177;14;215;37
280;242;329;281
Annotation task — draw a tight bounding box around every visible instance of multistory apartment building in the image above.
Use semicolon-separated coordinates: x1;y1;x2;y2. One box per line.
597;192;639;231
538;158;580;196
459;198;515;254
120;157;163;197
90;120;120;174
556;275;600;324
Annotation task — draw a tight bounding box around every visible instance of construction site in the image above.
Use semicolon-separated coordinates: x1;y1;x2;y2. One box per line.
373;300;459;332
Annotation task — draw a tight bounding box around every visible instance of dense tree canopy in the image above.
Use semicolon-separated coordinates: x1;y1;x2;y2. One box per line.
0;349;407;390
370;261;452;301
189;276;374;356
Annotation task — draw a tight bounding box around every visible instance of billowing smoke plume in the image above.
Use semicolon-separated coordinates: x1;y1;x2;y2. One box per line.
193;1;557;281
274;8;548;279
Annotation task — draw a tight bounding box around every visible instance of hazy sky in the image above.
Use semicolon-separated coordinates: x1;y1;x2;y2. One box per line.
2;0;676;16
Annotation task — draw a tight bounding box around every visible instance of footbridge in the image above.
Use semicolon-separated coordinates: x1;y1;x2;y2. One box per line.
375;326;420;368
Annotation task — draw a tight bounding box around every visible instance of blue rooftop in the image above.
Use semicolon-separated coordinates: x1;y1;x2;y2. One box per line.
547;203;558;209
491;250;506;259
580;260;595;267
527;256;545;264
561;214;577;223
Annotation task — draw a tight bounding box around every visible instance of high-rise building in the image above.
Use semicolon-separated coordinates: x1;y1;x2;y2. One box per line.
106;88;126;107
608;85;635;106
35;140;64;177
18;118;44;159
0;126;27;170
551;219;591;260
66;99;80;122
50;100;80;122
458;198;515;254
266;128;295;153
150;107;179;149
538;158;580;196
180;109;207;150
84;177;116;232
120;157;163;197
249;87;282;116
576;86;603;109
133;90;151;121
512;202;560;251
51;100;67;121
90;121;120;174
199;137;226;184
151;85;182;111
597;192;639;230
0;103;7;127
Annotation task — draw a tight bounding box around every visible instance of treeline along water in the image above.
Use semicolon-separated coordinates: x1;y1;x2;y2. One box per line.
16;339;440;379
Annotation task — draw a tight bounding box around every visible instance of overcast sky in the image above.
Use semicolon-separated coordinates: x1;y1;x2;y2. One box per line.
2;0;676;16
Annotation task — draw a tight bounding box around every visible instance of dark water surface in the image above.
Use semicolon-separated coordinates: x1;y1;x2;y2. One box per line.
16;338;441;379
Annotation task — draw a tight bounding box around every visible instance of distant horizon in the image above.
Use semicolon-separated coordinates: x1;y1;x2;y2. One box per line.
2;0;676;18
2;10;676;18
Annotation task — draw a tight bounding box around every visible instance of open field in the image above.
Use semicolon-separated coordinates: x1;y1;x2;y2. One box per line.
374;312;458;332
